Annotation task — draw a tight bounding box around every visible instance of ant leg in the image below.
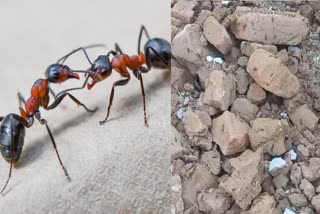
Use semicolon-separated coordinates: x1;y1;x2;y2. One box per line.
99;78;130;125
17;92;26;107
145;47;170;70
55;75;90;99
49;88;57;98
135;71;148;127
46;93;97;113
34;112;71;181
0;117;3;122
137;25;151;54
115;43;123;54
57;44;106;65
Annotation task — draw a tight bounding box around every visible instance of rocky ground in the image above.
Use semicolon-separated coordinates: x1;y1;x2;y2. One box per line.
170;0;320;213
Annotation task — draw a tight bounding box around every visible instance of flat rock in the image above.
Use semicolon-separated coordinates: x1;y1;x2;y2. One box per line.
211;111;250;156
230;10;309;45
203;70;236;111
171;0;198;24
289;104;318;130
240;41;277;57
197;189;232;213
249;118;287;156
231;98;258;123
183;110;208;137
243;194;279;214
247;83;267;105
247;49;300;99
219;148;264;210
204;16;233;55
300;158;320;182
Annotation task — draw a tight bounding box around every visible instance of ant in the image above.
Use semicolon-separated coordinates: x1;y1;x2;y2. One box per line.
54;25;171;127
0;48;103;194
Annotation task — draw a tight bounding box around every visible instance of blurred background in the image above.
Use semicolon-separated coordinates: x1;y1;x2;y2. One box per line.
0;0;170;213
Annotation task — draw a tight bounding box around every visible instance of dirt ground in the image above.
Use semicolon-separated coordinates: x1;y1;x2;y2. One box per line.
0;0;170;213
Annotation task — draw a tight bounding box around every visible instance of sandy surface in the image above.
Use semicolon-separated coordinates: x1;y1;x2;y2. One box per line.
0;1;170;213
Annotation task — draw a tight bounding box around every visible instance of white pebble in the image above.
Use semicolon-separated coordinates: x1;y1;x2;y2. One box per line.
269;157;286;172
283;208;296;214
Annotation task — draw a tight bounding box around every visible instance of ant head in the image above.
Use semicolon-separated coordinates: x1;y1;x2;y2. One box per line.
45;64;80;83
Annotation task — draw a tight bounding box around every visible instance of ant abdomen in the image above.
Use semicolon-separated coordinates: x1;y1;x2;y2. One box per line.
0;114;26;163
144;38;171;69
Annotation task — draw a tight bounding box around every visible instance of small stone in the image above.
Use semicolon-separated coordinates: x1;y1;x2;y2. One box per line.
299;179;315;201
276;49;289;63
204;16;233;55
300;158;320;182
311;194;320;213
290;163;303;186
299;5;313;22
211;111;250;156
249;118;287;156
196;93;219;116
200;147;221;175
231;98;258;123
240;41;277;57
194;134;213;151
247;83;267;105
237;56;248;67
245;194;279;214
289;104;318;130
171;63;193;91
230;11;309;45
219;149;264;210
183;110;208;137
288;193;308;207
235;67;249;94
191;164;218;192
203;70;236;111
269;157;290;176
247;49;300;99
273;174;289;191
197;189;232;213
284;208;296;214
171;0;198;24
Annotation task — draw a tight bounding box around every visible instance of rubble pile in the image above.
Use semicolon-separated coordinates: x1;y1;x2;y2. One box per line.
171;0;320;213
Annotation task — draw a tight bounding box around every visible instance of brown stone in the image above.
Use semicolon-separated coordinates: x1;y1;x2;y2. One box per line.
171;0;198;24
247;49;300;98
289;104;318;130
240;41;277;57
197;189;232;213
183;110;208;137
247;83;267;105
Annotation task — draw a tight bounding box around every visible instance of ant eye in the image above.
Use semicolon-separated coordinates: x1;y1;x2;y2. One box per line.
45;64;62;83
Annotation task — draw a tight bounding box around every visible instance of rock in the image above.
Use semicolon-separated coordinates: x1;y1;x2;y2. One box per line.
299;5;314;23
182;179;197;209
191;164;218;192
204;16;233;55
197;189;232;213
300;179;315;201
171;126;188;161
183;110;208;137
200;147;221;175
237;56;248;67
243;194;279;214
196;93;219;116
269;157;290;176
247;49;300;99
171;63;193;91
171;175;184;214
171;0;198;24
289;104;318;130
194;110;211;128
276;49;289;63
301;158;320;182
235;67;249;94
247;83;267;105
315;10;320;23
311;194;320;213
211;111;250;156
172;24;218;74
230;11;309;45
231;98;258;123
219;149;264;210
272;174;289;189
283;208;296;214
193;134;213;151
288;193;308;207
249;118;287;156
240;41;277;57
197;65;212;89
196;10;212;28
203;70;236;111
290;163;303;186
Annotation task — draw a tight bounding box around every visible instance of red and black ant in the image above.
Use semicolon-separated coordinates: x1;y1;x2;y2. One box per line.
0;51;103;194
55;25;171;127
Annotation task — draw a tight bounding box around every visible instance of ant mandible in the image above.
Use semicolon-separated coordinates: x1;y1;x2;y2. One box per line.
0;47;103;194
54;25;171;127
